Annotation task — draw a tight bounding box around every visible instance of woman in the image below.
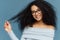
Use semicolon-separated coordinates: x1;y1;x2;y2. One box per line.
4;0;57;40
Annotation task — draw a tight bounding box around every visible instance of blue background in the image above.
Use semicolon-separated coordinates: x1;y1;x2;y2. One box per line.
0;0;60;40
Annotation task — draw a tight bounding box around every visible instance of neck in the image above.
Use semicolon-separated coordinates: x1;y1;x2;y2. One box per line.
33;20;47;28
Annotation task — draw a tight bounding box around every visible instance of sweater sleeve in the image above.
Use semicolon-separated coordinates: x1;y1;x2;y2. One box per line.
7;30;19;40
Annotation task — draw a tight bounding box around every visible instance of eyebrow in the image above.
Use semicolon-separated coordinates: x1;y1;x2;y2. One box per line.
32;9;41;12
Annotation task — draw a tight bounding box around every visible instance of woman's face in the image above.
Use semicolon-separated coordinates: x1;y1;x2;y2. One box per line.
31;5;42;21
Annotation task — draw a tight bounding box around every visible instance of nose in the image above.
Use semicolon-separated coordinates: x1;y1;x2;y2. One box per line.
35;11;40;15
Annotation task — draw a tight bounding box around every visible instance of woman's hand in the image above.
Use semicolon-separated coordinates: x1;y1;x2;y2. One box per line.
4;21;12;32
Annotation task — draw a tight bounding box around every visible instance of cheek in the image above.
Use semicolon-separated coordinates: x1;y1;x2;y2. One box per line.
38;11;43;18
38;11;42;17
37;13;42;20
38;13;42;18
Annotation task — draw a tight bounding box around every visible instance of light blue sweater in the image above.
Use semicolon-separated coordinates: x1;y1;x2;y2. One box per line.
8;27;55;40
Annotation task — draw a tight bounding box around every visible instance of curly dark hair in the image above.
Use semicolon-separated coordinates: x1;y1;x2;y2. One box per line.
8;0;57;31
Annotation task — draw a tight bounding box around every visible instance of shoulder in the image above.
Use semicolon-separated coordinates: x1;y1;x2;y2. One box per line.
47;25;55;29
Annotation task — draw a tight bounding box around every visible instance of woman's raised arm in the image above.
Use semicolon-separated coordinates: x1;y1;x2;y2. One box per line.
4;21;19;40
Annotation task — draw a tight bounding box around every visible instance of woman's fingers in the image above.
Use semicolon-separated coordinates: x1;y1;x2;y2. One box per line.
4;21;12;32
4;21;9;28
6;21;10;26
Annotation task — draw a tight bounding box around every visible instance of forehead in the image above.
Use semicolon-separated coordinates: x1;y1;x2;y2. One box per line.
31;5;39;11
